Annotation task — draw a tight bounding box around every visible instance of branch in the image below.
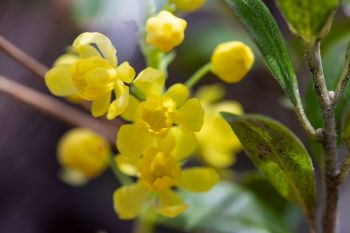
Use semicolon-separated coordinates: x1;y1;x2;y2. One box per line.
335;150;350;185
0;74;117;143
294;97;319;140
0;35;48;77
305;41;338;233
333;41;350;106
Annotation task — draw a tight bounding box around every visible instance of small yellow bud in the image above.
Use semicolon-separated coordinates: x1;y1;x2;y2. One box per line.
58;128;111;183
171;0;206;12
146;11;187;52
211;41;254;83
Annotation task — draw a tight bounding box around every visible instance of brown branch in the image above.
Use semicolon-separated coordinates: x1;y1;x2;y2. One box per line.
305;41;338;233
0;35;48;77
0;74;117;143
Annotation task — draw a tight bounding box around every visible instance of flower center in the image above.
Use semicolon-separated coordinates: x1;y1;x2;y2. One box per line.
136;96;176;137
139;149;181;192
71;57;117;100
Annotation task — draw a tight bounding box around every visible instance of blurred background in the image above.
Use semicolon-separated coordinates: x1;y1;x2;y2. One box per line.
0;0;350;232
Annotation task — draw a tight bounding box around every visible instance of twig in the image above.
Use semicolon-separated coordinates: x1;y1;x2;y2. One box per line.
0;74;117;143
305;41;338;233
294;96;319;140
0;35;47;77
333;43;350;106
335;150;350;185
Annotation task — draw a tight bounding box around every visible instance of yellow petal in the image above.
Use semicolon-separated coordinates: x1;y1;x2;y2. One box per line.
201;148;236;168
116;124;152;158
53;54;79;66
164;83;189;107
116;62;135;83
176;98;204;132
58;168;89;186
73;32;117;66
113;182;150;220
107;85;129;120
155;130;175;153
115;154;139;176
194;83;225;103
91;92;111;117
120;95;140;122
170;127;198;161
213;100;243;115
176;167;219;192
158;189;188;217
45;65;77;96
133;67;165;98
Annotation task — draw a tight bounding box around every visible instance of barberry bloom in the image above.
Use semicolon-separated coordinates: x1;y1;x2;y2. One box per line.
116;67;204;159
45;32;135;119
195;84;243;168
171;0;206;12
146;11;187;52
211;41;254;83
113;139;219;219
57;128;111;185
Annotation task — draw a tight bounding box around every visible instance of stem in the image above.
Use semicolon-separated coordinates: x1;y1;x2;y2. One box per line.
185;62;211;88
0;35;47;77
108;154;133;185
0;75;116;143
335;150;350;185
305;41;338;233
294;96;319;140
333;55;350;106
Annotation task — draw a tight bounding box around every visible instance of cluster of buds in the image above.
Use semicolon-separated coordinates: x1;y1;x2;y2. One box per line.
45;0;254;221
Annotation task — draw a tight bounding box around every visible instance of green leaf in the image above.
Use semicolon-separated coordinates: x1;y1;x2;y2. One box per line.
225;0;299;106
275;0;339;43
221;113;317;221
158;182;293;233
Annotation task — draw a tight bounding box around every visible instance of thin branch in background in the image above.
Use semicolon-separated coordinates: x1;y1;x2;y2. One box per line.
0;34;120;128
0;35;48;77
0;74;117;143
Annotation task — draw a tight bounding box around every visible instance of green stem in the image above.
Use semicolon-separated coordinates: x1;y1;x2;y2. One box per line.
109;154;133;185
185;62;211;88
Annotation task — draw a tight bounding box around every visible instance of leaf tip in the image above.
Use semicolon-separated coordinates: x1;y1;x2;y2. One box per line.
220;111;238;123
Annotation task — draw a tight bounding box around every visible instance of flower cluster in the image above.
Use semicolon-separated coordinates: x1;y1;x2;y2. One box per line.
113;69;219;219
45;0;254;223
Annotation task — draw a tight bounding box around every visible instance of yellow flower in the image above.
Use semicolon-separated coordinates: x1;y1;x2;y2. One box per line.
116;67;204;158
57;128;111;185
195;84;243;168
146;11;187;52
171;0;206;12
113;133;219;219
45;32;136;119
211;41;254;83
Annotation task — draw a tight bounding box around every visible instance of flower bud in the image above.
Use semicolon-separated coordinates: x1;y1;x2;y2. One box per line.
211;41;254;83
146;11;187;52
58;128;110;185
